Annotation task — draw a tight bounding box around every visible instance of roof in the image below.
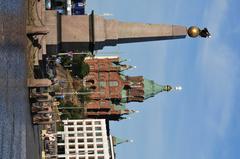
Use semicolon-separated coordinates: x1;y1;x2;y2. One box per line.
112;136;131;146
143;79;165;99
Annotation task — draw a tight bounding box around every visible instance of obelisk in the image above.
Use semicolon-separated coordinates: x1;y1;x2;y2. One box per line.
46;11;209;53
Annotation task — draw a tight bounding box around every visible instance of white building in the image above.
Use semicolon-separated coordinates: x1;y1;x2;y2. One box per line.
57;119;115;159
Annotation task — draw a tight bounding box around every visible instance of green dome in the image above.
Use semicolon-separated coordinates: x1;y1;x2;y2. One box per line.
144;79;166;99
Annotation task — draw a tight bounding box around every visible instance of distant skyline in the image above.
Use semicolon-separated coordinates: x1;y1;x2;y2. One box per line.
86;1;240;159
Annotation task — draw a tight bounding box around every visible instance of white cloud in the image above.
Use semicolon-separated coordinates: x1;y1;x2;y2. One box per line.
196;0;236;138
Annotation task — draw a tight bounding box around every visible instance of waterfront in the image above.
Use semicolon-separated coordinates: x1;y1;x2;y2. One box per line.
0;0;40;159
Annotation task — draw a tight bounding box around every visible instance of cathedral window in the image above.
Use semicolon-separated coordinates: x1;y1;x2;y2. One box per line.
109;81;118;87
99;81;106;87
89;64;94;70
99;101;105;106
98;64;105;69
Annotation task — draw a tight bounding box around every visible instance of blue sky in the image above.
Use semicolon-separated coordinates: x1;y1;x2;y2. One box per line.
86;0;240;159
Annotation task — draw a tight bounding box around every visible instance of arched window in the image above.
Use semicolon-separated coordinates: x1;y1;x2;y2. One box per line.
109;81;119;87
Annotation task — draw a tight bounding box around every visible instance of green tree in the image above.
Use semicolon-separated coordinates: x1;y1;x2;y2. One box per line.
77;87;91;104
59;101;84;120
72;55;90;78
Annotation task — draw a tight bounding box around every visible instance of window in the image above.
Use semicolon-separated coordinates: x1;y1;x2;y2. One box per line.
69;145;75;149
87;138;93;142
100;74;105;80
78;151;85;155
96;132;102;136
96;138;103;142
99;88;105;95
94;121;101;125
69;134;74;137
86;121;92;125
68;122;74;125
99;101;105;106
86;127;93;131
109;81;118;87
77;127;83;131
99;81;106;87
69;139;75;143
77;133;84;137
69;151;75;154
87;133;93;137
68;127;74;131
88;157;95;159
97;150;104;154
77;122;83;125
88;144;94;148
78;139;84;143
99;64;105;69
97;144;103;148
78;145;84;149
95;127;101;131
98;157;104;159
89;64;94;69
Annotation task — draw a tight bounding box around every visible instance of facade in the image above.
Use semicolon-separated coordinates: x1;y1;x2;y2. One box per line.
57;119;115;159
83;56;173;120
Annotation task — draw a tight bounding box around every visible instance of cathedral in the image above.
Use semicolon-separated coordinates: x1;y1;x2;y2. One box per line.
82;56;174;121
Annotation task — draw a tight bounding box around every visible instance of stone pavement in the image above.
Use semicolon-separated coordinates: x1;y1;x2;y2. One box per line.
0;0;41;159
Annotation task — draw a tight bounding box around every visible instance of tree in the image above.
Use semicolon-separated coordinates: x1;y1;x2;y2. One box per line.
72;55;90;78
59;101;84;120
77;87;91;104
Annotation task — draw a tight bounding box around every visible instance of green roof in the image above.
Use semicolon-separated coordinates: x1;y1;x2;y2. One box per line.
144;79;165;99
114;103;126;111
112;136;130;146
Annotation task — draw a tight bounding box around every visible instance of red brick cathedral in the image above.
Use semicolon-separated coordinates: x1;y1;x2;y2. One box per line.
83;56;173;121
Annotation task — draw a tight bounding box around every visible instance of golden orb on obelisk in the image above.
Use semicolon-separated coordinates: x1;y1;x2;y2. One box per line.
187;26;200;38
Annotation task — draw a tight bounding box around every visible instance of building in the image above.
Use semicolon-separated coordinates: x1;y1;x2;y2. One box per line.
57;119;116;159
82;56;177;120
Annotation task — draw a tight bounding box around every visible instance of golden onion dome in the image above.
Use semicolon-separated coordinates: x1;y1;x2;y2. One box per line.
187;26;200;38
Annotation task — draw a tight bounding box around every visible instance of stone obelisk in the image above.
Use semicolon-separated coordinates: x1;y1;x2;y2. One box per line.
45;11;204;53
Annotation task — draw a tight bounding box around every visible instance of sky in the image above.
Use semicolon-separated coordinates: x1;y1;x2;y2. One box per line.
86;0;240;159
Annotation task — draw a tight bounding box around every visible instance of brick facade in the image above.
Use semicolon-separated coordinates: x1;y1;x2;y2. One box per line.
83;56;146;120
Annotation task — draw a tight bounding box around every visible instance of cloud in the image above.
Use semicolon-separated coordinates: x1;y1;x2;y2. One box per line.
196;0;237;138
